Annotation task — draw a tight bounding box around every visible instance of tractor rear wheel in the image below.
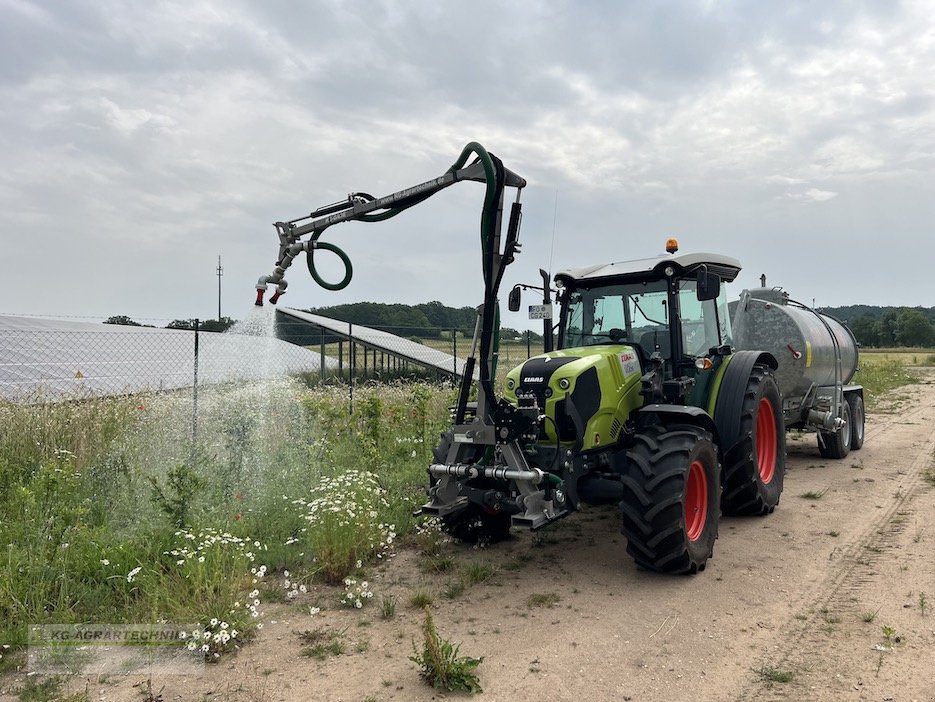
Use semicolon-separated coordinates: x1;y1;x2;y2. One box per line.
818;399;851;459
719;365;786;516
847;393;865;450
430;432;512;545
620;424;720;574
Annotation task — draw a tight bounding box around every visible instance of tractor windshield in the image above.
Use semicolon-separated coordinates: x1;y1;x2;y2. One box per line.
563;279;669;352
562;277;732;358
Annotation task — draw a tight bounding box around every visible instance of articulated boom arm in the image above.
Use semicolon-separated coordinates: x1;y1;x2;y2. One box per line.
255;143;526;305
255;142;527;423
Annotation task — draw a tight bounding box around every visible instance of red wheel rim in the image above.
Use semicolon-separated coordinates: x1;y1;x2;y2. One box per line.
756;397;777;484
685;459;708;542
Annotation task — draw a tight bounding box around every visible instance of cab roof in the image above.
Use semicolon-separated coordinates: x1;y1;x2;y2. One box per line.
554;251;742;287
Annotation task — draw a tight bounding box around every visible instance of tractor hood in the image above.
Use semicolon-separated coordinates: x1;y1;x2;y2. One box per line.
504;345;645;451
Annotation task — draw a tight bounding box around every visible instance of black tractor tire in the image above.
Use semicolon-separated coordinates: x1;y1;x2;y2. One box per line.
719;365;786;516
441;507;512;545
620;424;720;574
847;393;865;450
818;399;851;459
430;432;512;545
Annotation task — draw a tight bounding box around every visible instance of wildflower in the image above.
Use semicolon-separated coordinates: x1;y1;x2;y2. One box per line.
100;559;110;566
126;566;142;583
210;618;219;627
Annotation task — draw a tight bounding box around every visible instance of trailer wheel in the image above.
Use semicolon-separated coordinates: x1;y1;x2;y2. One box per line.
719;365;786;516
846;393;865;450
429;432;512;545
620;424;720;574
818;400;851;459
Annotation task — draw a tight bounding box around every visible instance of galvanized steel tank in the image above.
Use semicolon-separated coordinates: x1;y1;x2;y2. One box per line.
731;288;859;403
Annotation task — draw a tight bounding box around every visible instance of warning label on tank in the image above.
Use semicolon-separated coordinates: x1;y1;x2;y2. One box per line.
618;350;640;378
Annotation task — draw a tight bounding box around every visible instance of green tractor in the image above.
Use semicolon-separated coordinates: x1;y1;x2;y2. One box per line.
254;142;784;575
424;241;785;574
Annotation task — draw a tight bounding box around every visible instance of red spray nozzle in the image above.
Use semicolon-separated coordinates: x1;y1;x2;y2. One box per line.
269;290;284;304
255;288;265;306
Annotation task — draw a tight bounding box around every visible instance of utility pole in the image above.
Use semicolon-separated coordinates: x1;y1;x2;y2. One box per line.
216;255;223;321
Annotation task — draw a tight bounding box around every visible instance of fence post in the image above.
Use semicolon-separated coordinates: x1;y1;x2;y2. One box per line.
452;328;457;377
348;322;354;415
191;318;200;446
320;327;325;382
527;331;531;358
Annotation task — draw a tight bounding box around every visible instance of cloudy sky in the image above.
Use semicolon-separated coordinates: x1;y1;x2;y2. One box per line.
1;0;933;328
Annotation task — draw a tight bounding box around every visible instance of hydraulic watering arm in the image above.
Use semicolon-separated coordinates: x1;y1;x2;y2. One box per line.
256;142;527;421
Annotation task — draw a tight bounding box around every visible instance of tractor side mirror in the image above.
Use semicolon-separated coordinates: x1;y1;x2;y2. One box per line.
508;285;522;312
696;270;721;301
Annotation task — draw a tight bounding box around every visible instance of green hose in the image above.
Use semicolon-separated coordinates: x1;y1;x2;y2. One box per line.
306;238;354;291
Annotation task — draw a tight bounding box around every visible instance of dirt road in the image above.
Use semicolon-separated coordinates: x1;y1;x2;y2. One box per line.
11;371;935;702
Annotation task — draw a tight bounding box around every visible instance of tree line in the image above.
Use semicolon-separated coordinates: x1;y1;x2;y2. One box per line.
301;301;543;342
820;306;935;348
103;316;237;332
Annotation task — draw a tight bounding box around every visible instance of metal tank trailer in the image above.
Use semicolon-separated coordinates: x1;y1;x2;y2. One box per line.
731;285;865;459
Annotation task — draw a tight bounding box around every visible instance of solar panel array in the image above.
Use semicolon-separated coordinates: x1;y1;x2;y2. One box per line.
277;307;472;378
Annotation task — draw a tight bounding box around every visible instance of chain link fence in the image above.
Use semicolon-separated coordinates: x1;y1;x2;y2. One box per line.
0;314;546;405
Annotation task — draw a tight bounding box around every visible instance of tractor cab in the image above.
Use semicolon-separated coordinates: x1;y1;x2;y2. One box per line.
554;248;741;404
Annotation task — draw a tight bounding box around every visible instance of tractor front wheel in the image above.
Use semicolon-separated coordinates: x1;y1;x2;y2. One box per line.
441;507;512;545
620;424;720;574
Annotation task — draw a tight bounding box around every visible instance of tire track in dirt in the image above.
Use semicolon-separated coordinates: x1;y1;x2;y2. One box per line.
736;371;935;701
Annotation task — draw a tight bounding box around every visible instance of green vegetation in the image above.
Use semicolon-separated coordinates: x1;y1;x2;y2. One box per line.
0;379;453;663
410;607;483;694
756;666;794;685
526;592;562;608
298;628;346;660
852;353;920;409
